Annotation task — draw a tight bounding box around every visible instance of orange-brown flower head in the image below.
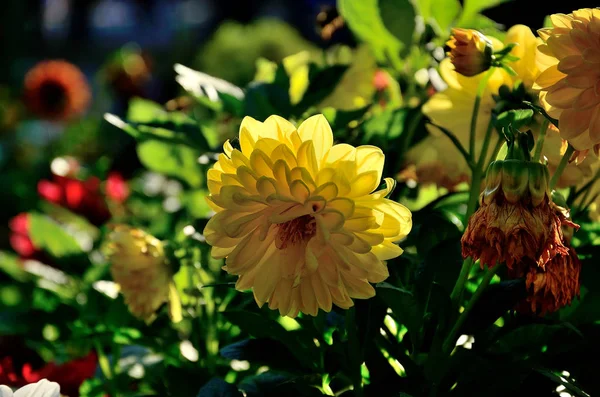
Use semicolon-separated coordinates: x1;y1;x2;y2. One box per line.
447;28;493;77
512;244;581;315
24;60;91;121
461;131;569;269
534;9;600;150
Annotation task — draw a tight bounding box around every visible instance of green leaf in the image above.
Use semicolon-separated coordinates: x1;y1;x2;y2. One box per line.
294;65;349;115
222;310;320;371
28;213;84;258
137;140;204;187
197;378;241;397
379;0;416;56
182;189;214;218
535;368;591;397
219;92;244;117
220;338;308;372
376;282;422;347
431;0;462;32
361;108;407;143
338;0;403;63
490;324;579;356
0;251;31;282
244;64;291;120
495;109;534;132
106;98;211;151
457;0;510;27
321;105;370;132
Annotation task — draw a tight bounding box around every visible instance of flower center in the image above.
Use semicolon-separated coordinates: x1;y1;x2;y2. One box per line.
39;81;68;114
275;215;316;250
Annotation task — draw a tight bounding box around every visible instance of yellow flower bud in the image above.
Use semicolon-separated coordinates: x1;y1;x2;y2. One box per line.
446;28;493;77
105;225;181;323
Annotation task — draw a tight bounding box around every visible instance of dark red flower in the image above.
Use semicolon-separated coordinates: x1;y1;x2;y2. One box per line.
34;352;98;397
38;176;111;226
0;349;97;397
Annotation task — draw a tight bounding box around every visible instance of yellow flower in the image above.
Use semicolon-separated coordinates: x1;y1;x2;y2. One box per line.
541;124;598;188
412;25;541;188
204;115;412;317
105;225;181;323
534;9;600;151
446;28;493;77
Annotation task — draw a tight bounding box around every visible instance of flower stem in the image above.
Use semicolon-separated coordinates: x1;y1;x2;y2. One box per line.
94;340;119;397
533;118;549;163
346;308;364;397
432;123;475;170
476;119;495;170
450;257;473;303
443;264;501;354
469;69;495;156
549;144;575;190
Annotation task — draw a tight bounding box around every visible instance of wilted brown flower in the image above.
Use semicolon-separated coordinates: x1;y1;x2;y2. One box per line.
24;60;90;121
462;159;569;269
513;242;581;315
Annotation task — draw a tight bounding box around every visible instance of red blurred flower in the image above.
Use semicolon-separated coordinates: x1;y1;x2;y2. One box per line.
24;60;91;121
33;352;98;397
372;69;389;92
38;175;111;226
8;213;39;259
0;349;97;397
106;172;130;203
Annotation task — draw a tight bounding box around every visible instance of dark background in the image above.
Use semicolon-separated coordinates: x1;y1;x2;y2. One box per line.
2;0;597;94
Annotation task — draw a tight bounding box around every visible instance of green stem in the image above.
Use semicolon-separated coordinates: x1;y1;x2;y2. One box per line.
465;166;483;222
346;308;364;397
400;112;424;155
533;119;549;163
450;257;474;303
476;119;495;170
431;123;475;170
549;144;575;190
451;119;494;305
94;340;119;397
443;264;501;354
469;69;495;156
486;137;503;166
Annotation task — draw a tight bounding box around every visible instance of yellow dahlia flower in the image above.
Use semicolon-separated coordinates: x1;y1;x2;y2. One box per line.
542;124;598;188
105;225;181;323
412;26;539;187
534;9;600;151
446;28;493;77
204;115;412;317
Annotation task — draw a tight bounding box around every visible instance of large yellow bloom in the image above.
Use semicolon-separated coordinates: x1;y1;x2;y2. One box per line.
534;9;600;151
204;115;412;317
409;25;538;187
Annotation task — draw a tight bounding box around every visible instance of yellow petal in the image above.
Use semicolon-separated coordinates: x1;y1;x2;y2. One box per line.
298;114;333;161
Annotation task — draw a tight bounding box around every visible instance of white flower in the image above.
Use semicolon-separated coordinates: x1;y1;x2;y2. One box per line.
0;379;60;397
